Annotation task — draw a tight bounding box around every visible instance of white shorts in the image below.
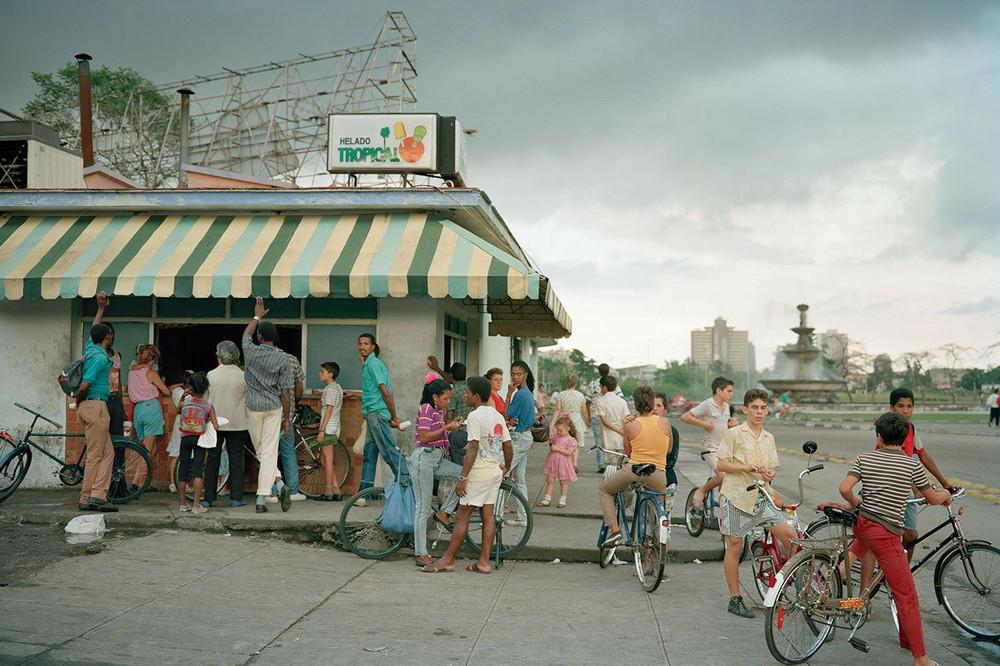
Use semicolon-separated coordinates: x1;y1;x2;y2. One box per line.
460;474;502;507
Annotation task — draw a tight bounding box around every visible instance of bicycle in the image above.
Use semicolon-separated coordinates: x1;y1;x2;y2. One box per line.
742;440;825;601
594;445;674;593
764;488;999;664
0;402;153;504
339;453;532;561
684;449;721;537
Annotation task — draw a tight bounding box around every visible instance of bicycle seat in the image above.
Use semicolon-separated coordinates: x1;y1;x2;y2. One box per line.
821;504;858;526
631;463;656;477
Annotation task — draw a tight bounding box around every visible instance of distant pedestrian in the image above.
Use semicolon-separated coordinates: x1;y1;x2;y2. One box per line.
358;333;403;504
176;372;219;514
539;414;578;508
586;363;623;473
242;298;294;514
316;361;344;501
204;341;249;508
987;389;1000;429
551;374;588;471
76;292;118;513
505;360;537;526
127;344;170;493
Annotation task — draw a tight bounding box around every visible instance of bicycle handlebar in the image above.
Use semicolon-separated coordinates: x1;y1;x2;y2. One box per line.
907;487;965;506
15;402;61;428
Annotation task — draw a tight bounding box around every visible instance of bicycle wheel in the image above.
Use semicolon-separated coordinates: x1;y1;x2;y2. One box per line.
765;551;841;665
463;480;533;558
934;541;1000;639
0;446;31;503
173;451;228;501
634;496;666;593
684;487;705;537
296;437;351;498
747;538;777;601
339;486;407;559
109;438;152;504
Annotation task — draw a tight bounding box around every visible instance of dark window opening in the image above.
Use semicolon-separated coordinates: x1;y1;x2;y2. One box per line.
156;323;302;378
0;140;28;188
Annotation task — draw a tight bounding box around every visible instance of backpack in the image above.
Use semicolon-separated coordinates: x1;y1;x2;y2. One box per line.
58;359;85;396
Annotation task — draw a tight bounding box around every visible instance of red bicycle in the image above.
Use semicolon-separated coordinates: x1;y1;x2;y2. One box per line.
743;440;825;601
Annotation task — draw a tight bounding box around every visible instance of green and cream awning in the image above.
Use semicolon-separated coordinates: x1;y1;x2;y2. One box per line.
0;211;571;336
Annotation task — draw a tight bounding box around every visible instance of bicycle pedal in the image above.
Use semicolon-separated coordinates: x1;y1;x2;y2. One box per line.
848;637;869;653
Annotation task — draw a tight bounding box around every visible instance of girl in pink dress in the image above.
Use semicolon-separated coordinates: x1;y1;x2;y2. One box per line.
539;414;578;508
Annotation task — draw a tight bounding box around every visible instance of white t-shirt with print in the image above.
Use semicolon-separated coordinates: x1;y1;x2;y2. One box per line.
465;404;511;482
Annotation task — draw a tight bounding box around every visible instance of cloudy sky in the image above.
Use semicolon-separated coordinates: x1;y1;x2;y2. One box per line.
2;1;998;370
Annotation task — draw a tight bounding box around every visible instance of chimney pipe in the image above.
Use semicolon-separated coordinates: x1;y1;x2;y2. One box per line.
177;88;194;188
76;53;94;168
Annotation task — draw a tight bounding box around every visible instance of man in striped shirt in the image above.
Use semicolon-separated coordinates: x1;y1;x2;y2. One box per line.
242;297;294;514
839;412;951;666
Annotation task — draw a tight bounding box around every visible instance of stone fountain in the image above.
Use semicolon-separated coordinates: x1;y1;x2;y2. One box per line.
760;304;847;399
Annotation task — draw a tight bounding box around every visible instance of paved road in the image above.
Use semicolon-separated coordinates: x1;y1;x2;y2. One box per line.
1;530;997;665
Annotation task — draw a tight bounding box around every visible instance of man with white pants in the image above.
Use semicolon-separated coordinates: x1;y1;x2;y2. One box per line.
242;297;293;514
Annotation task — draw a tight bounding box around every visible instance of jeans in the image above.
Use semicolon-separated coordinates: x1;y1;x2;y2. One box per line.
409;447;462;556
205;429;248;502
277;428;300;494
849;515;927;657
510;430;533;520
360;412;403;490
590;413;605;471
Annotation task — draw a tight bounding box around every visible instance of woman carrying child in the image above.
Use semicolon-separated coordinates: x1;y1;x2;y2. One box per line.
539;414;579;508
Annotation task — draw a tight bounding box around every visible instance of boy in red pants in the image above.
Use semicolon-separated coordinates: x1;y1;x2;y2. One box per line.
839;412;951;666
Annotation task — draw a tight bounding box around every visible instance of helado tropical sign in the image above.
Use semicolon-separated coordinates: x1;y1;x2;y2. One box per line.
327;113;438;172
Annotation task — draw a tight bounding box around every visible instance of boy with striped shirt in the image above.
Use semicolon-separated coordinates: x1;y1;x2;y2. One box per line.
839;412;951;666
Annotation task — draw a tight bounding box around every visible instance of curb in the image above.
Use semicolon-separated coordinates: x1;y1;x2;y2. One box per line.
0;506;725;564
778;420;997;438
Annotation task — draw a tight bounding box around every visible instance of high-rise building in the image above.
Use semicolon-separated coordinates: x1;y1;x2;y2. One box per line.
691;317;754;373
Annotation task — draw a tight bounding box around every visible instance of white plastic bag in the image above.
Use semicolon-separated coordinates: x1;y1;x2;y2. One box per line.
65;514;106;534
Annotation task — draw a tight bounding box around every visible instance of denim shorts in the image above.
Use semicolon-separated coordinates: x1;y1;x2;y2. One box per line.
133;399;164;441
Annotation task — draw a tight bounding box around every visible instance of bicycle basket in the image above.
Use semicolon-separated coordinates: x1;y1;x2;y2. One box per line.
294;404;322;427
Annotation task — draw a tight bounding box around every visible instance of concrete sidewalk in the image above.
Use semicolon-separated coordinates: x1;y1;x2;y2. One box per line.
1;530;995;665
0;441;726;564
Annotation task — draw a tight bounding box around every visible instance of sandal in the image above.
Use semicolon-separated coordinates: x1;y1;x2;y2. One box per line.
538;496;551;507
557;497;566;508
466;562;492;574
421;562;455;573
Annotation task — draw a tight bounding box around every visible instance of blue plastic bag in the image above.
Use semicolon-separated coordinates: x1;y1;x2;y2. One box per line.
382;478;415;534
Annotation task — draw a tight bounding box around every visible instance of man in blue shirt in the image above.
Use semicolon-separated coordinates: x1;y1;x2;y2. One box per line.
77;292;118;512
358;333;402;499
505;360;536;525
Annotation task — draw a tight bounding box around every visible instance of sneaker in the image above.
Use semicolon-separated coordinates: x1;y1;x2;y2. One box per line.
557;497;567;508
538;496;551;507
355;497;367;508
601;530;624;548
505;518;528;527
289;493;307;501
179;503;192;512
279;485;292;512
169;483;177;494
231;500;246;508
200;500;212;508
265;496;279;504
191;504;208;514
728;596;755;619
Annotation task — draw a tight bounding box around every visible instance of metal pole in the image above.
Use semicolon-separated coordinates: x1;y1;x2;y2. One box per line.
177;88;194;187
75;54;94;168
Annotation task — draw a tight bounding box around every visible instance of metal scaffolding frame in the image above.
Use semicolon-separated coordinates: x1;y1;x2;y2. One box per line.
92;11;417;186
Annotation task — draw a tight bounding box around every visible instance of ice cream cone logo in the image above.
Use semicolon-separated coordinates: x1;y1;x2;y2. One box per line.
386;121;427;163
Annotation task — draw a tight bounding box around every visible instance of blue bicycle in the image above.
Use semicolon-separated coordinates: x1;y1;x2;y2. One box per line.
684;449;720;537
595;446;674;593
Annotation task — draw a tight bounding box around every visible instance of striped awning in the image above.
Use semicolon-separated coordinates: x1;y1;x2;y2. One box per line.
0;211;571;335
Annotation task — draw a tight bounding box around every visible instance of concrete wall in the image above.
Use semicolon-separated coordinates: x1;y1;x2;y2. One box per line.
478;313;512;377
0;300;73;487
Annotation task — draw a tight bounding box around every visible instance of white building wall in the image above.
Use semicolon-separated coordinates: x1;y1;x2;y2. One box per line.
0;300;73;487
478;312;511;376
27;140;86;188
